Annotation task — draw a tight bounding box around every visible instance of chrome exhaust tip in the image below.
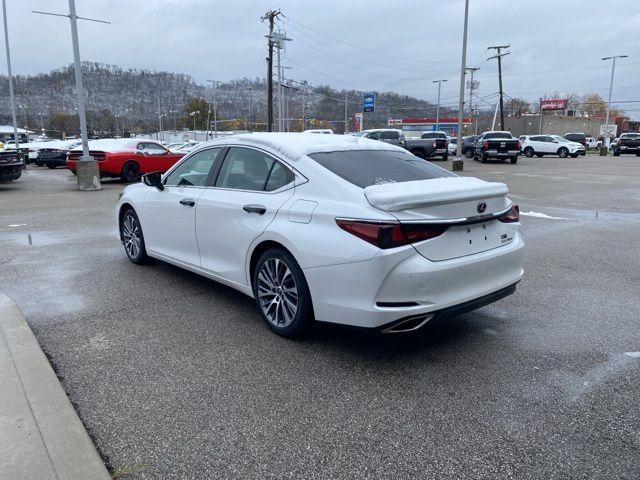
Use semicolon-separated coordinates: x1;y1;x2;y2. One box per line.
381;314;434;334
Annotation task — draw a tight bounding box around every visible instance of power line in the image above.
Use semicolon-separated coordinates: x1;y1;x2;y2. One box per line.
284;23;455;75
286;17;458;65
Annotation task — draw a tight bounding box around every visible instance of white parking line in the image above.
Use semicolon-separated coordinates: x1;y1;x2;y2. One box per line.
624;352;640;358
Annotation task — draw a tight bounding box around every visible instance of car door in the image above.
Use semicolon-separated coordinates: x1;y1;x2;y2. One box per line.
140;147;221;266
196;146;296;286
527;136;544;153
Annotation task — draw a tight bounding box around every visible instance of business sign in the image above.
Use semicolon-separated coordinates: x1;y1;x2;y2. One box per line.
387;118;402;126
600;124;618;137
354;112;363;132
363;94;375;112
541;99;568;111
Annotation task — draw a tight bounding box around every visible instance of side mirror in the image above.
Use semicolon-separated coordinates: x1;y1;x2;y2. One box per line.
143;171;164;190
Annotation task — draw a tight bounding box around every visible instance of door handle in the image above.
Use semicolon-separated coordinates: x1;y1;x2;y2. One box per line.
243;204;266;215
179;198;196;207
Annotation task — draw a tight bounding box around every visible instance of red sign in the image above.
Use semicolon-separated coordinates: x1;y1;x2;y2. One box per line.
541;99;567;111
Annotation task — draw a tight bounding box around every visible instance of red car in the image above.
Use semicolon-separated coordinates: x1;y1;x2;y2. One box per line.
67;139;184;182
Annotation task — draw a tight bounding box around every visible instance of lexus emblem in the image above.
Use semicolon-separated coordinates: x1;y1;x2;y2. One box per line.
477;202;487;214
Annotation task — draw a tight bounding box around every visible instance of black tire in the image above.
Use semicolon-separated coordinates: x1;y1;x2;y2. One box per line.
558;147;569;158
252;248;313;338
613;150;620;157
535;153;544;157
442;154;448;161
570;153;579;158
523;147;534;158
411;149;425;159
509;156;518;164
464;147;474;158
120;209;149;265
120;161;141;182
47;164;56;169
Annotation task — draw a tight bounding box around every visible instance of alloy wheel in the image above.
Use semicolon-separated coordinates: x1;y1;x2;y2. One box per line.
122;214;142;260
256;257;299;328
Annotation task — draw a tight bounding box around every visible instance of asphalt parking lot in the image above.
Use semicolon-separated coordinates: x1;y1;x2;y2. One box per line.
1;155;640;479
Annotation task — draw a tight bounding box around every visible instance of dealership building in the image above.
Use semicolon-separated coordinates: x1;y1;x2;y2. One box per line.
388;117;472;138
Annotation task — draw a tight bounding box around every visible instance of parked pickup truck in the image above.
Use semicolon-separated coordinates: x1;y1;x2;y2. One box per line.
404;131;449;160
612;133;640;156
473;131;521;164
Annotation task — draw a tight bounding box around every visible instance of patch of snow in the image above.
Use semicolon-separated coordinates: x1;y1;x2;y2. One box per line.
520;211;569;220
623;352;640;358
7;223;26;227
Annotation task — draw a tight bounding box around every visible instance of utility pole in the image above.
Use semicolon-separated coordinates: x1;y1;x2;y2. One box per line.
2;0;20;159
344;91;348;134
538;98;543;134
157;91;163;141
207;80;221;138
261;10;281;132
301;83;306;131
33;1;109;191
453;0;469;171
488;44;510;131
432;79;447;131
465;67;479;136
601;55;628;153
248;85;253;131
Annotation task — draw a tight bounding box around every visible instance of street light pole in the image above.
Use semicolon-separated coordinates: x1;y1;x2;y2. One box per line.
33;1;109;191
601;54;628;153
68;0;98;189
433;79;447;131
207;80;221;138
453;0;469;171
2;0;20;156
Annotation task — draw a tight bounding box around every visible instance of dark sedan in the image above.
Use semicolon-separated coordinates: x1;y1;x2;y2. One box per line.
0;151;23;183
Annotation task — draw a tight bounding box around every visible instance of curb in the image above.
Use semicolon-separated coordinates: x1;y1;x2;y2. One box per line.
0;293;111;480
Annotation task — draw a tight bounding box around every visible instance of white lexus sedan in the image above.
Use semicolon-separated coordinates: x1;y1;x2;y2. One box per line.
116;133;524;337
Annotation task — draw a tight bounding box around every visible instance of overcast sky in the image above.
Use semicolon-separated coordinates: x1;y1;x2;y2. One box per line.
5;0;640;116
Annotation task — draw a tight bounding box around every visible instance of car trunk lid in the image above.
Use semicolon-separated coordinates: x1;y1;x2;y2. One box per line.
364;177;515;261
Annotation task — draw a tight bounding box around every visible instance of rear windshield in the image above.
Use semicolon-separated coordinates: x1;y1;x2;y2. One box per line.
484;132;513;139
421;132;447;139
565;133;586;141
309;149;455;188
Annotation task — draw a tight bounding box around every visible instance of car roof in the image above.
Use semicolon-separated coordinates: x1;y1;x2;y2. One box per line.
70;138;155;152
193;132;404;161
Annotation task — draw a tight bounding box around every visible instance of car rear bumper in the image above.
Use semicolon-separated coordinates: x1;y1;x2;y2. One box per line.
303;232;525;329
0;163;23;182
485;150;520;157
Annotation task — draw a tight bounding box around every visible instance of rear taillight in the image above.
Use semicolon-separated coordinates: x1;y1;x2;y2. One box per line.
336;219;447;249
432;141;437;148
482;140;489;149
515;141;521;150
499;205;520;223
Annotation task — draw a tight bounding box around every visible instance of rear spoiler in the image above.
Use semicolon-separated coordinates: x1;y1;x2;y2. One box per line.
364;177;509;212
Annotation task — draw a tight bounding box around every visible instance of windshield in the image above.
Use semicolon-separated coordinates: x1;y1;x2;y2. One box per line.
622;134;640;139
421;132;447;139
484;132;513;139
309;149;455;188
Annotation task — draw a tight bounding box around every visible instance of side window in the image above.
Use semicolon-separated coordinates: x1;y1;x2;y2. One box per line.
367;132;381;140
138;142;167;155
265;161;294;191
164;148;220;187
529;136;543;142
215;147;274;191
381;131;399;140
